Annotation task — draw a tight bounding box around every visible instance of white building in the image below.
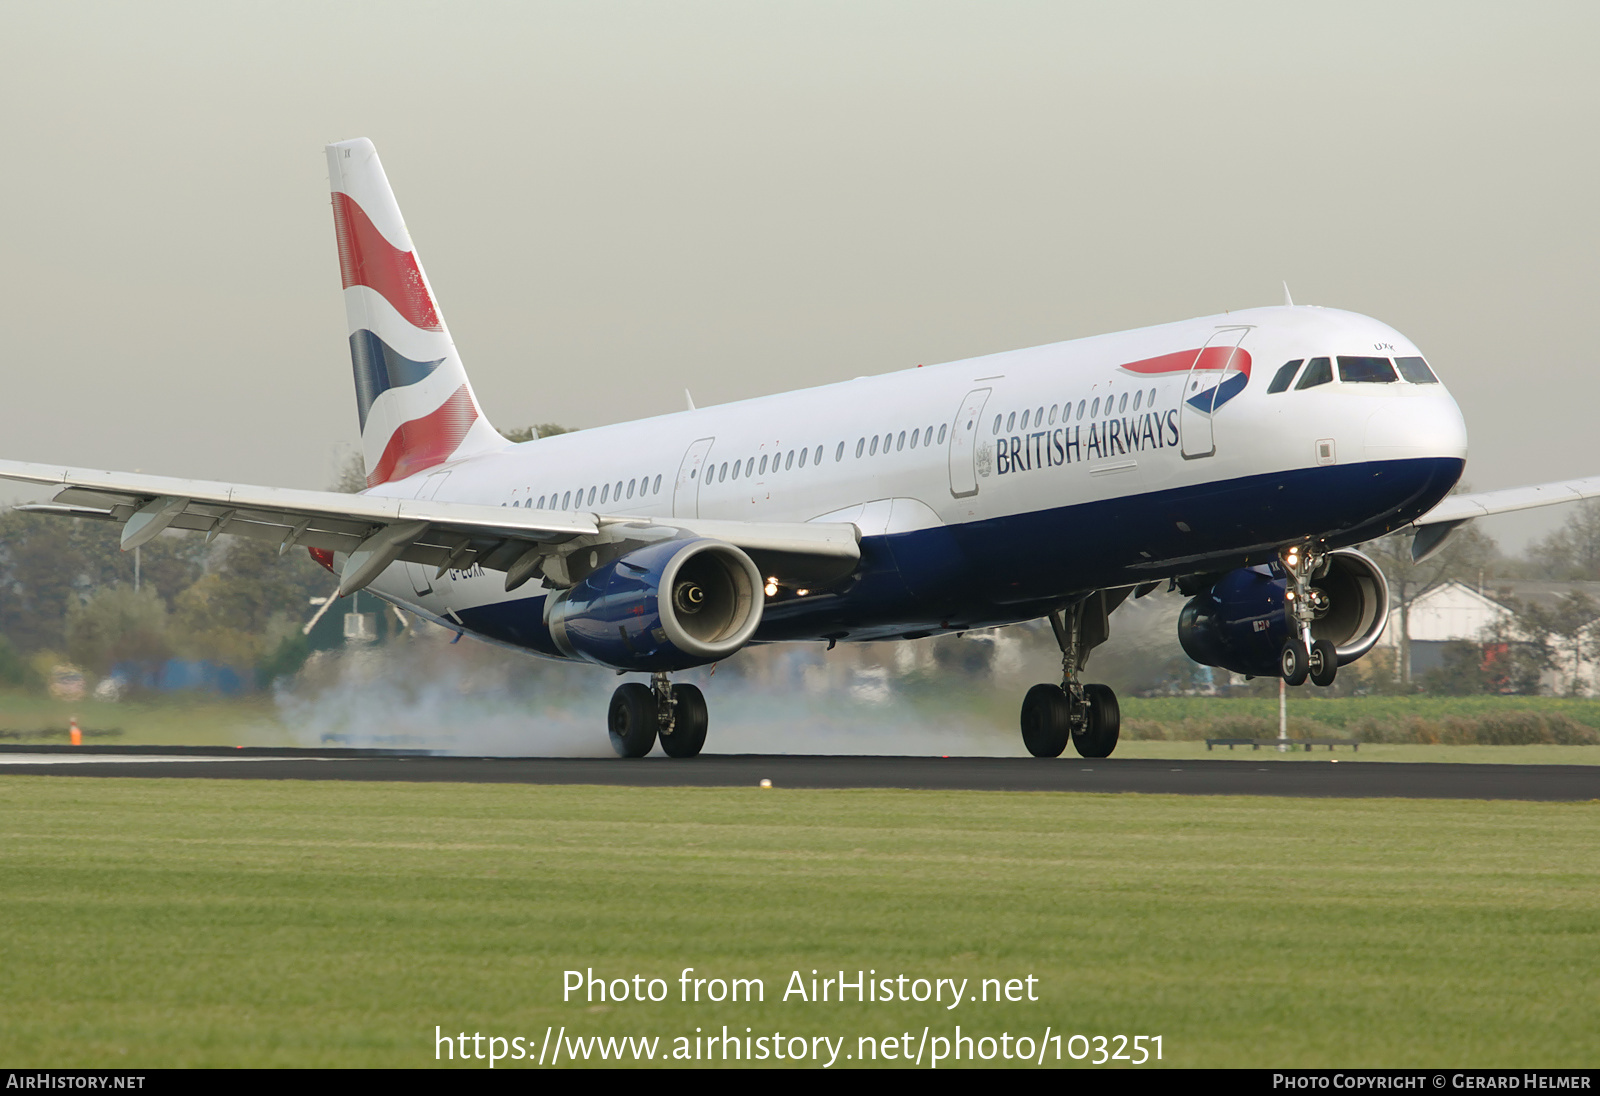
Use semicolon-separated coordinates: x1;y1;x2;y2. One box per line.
1377;579;1600;694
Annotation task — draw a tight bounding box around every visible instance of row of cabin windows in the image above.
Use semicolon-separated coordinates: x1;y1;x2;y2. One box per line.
701;425;954;487
507;473;665;511
706;444;825;486
991;388;1160;436
1266;355;1439;394
854;424;946;459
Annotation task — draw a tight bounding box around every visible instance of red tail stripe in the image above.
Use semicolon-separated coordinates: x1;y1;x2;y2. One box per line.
331;191;443;332
1120;346;1252;377
366;385;479;487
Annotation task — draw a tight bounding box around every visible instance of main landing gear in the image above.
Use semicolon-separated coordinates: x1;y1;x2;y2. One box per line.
608;672;709;758
1278;543;1338;689
1020;590;1125;759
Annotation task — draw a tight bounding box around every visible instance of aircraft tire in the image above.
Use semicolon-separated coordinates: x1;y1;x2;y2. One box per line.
1309;639;1338;688
661;683;709;758
1073;683;1121;758
608;683;658;758
1021;684;1070;757
1280;641;1310;687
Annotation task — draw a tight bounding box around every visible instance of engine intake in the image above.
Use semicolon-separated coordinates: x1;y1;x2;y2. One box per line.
1177;548;1389;678
546;537;764;671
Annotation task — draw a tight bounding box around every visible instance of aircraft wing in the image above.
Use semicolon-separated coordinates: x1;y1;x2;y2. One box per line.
0;460;861;596
1408;474;1600;561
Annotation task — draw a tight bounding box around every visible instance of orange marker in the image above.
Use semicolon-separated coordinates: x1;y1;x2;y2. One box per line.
69;718;82;747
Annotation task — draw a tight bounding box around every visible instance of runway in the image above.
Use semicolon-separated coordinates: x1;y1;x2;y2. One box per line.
1;745;1597;800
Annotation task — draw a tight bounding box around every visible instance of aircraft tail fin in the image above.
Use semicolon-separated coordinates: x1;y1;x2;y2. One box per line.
326;138;508;488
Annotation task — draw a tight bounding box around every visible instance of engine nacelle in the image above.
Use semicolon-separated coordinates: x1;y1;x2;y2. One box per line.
1177;548;1389;678
545;537;764;671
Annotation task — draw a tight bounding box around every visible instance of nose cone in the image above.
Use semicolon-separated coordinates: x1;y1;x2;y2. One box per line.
1364;391;1468;462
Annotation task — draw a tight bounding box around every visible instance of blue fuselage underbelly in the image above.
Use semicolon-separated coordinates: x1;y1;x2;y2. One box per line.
453;455;1461;654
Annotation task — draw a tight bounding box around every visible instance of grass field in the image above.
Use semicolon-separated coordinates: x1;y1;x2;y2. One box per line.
1;776;1596;1068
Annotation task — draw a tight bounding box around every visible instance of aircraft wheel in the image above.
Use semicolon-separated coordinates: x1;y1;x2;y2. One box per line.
608;682;658;758
1309;639;1338;688
661;683;708;758
1280;641;1310;687
1073;683;1121;758
1020;683;1070;758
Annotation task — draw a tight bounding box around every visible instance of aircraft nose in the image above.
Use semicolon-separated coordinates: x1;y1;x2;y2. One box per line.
1363;391;1468;461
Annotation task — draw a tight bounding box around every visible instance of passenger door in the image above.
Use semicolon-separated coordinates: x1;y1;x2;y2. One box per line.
673;437;716;518
948;388;992;497
1179;327;1250;460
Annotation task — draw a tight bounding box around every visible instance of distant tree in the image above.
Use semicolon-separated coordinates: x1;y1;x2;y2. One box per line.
64;586;172;679
0;511;203;654
1504;590;1600;695
1526;500;1600;580
1362;516;1500;683
172;538;329;676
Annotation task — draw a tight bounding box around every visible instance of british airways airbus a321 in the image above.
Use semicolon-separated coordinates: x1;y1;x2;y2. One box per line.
5;139;1597;758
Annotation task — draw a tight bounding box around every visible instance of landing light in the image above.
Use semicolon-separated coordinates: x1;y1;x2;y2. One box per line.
764;578;778;597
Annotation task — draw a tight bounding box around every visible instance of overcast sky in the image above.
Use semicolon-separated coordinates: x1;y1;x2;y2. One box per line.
3;1;1595;550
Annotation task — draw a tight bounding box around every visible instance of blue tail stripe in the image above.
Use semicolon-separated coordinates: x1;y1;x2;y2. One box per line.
349;329;445;429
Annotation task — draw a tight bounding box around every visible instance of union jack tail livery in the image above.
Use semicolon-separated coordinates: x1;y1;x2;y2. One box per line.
326;138;508;488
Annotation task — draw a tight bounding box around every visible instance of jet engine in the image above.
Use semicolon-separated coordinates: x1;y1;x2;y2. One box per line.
545;537;765;671
1177;548;1389;678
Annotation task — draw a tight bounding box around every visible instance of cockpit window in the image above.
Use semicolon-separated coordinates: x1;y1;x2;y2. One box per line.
1295;357;1333;390
1267;359;1304;394
1395;355;1439;383
1337;356;1398;383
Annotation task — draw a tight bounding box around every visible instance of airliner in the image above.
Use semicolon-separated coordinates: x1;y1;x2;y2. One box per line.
5;138;1596;759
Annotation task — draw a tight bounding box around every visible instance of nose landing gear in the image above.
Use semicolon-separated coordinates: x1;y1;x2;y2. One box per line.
608;671;709;758
1019;590;1124;759
1279;543;1339;688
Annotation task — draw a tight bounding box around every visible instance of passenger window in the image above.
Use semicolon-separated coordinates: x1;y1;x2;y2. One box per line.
897;431;906;451
562;490;572;509
1019;410;1030;430
1091;397;1100;417
746;457;754;477
1148;388;1155;405
1296;357;1333;390
835;442;844;461
925;426;934;446
1076;400;1086;420
1035;406;1044;424
538;495;547;508
1395;355;1439;383
798;447;808;468
1118;393;1128;413
600;484;609;504
1132;391;1142;410
587;486;596;506
1006;412;1016;431
1268;359;1303;394
615;480;623;498
1048;405;1058;424
992;414;1002;435
1338;356;1398;383
909;429;919;449
652;474;662;493
731;460;741;480
626;480;635;499
786;450;795;470
760;454;770;473
937;424;947;444
855;439;864;458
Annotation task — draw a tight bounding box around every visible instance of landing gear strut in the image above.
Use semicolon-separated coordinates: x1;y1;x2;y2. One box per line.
1279;543;1339;688
608;672;709;758
1019;590;1124;759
